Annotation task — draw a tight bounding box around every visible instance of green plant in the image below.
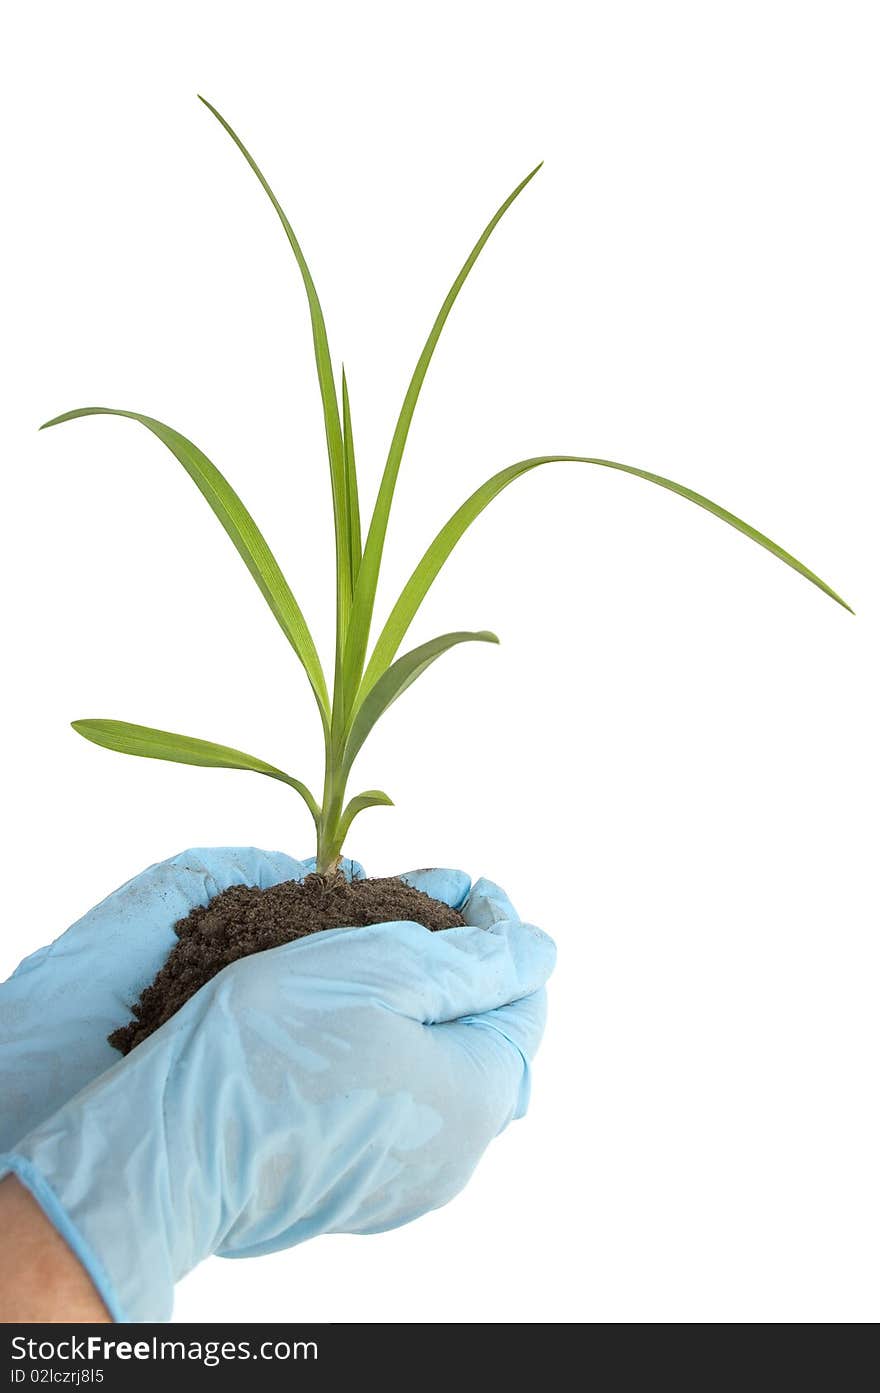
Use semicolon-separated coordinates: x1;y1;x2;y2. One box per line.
43;99;851;875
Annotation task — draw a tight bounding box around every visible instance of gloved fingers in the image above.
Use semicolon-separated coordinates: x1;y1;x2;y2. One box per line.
398;868;471;909
437;988;549;1125
0;847;308;1153
458;987;549;1063
209;988;550;1261
7;846;304;991
264;914;556;1025
462;876;520;928
169;846;308;893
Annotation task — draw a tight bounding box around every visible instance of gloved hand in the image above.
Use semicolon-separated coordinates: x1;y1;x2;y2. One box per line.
0;848;555;1323
0;847;321;1154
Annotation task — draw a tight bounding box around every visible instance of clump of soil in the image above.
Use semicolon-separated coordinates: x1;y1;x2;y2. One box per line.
109;873;465;1055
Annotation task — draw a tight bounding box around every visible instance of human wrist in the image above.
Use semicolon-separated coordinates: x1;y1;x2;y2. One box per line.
0;1172;112;1322
1;1040;187;1322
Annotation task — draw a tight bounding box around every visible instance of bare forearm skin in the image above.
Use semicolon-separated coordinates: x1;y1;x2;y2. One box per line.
0;1176;110;1323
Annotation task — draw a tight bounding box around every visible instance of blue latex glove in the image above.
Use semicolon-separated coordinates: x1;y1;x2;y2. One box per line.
0;848;555;1322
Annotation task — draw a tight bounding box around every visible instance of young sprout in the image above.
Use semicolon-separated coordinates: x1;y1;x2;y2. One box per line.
42;99;852;876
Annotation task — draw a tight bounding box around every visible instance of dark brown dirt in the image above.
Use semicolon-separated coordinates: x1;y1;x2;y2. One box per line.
108;873;466;1055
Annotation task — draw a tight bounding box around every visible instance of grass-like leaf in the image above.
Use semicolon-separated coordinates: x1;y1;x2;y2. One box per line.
337;789;394;846
45;103;851;874
341;368;361;585
41;407;331;725
72;719;320;823
341;163;543;709
343;630;499;774
198;97;353;639
360;454;853;700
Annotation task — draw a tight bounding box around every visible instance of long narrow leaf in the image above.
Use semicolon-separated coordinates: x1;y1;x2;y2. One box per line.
344;630;498;774
198;97;352;634
360;454;852;700
72;719;320;823
341;367;361;584
342;164;543;706
41;407;331;725
337;788;394;844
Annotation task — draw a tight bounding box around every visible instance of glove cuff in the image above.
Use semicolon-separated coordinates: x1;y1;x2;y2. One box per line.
0;1152;129;1322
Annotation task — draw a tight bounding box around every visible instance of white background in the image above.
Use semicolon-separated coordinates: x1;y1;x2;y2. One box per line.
1;1;877;1323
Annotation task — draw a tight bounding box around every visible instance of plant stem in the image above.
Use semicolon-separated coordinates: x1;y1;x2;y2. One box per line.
315;741;347;876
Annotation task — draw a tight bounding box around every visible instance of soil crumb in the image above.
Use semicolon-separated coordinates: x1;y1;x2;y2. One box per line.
109;873;466;1055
